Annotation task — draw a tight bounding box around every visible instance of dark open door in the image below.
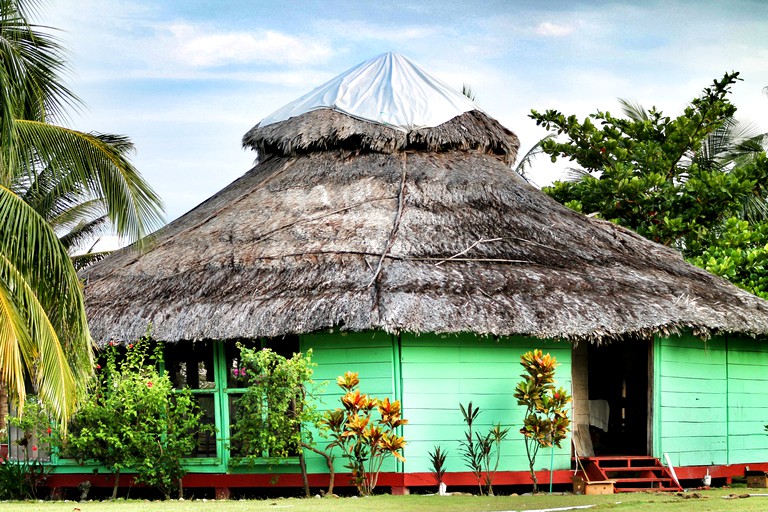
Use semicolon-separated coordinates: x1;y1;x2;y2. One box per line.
587;338;650;456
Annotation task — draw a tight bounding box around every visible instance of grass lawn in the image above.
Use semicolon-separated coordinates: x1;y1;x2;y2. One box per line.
2;489;768;512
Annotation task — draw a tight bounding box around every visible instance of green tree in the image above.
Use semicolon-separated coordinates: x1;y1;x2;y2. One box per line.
530;73;768;297
0;0;164;423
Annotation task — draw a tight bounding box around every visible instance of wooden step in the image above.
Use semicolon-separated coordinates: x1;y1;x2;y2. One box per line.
600;467;666;472
579;456;683;493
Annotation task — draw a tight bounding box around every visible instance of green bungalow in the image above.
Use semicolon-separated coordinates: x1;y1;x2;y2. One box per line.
63;53;768;496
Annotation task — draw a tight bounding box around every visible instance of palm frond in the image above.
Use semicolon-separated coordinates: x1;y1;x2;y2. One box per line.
0;271;33;410
564;166;595;182
514;134;555;182
58;213;109;253
11;121;165;244
0;0;80;127
0;184;92;422
618;98;650;121
461;83;478;103
741;195;768;224
70;249;111;271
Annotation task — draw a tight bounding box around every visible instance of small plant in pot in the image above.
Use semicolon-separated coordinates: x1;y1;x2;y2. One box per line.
428;445;447;495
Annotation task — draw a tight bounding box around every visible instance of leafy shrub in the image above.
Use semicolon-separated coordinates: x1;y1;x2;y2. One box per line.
65;334;213;499
322;371;407;496
230;346;320;460
513;350;571;493
458;402;508;496
3;396;57;498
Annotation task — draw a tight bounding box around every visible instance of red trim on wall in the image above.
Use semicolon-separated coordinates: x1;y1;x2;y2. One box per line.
44;470;588;490
45;464;767;491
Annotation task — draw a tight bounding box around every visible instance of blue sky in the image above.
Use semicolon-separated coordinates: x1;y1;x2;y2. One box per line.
43;0;768;225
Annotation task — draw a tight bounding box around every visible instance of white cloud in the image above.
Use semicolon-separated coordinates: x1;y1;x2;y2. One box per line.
161;23;333;68
535;21;575;37
319;19;438;42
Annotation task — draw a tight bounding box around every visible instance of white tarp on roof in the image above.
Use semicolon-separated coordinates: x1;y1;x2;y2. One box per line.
258;52;480;131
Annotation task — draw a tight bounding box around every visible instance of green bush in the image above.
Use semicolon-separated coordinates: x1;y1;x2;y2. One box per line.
3;396;58;499
65;333;213;499
230;346;320;460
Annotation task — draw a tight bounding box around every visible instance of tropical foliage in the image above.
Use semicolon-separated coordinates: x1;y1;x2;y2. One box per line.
0;0;164;423
427;445;447;492
231;346;320;460
513;350;571;493
229;346;324;497
2;395;56;499
530;72;768;298
458;401;509;496
322;371;407;496
64;335;210;500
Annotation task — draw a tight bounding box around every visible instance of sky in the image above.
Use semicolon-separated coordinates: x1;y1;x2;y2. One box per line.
41;0;768;227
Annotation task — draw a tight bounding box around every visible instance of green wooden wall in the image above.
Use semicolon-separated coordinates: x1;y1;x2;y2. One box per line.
725;338;768;464
400;333;572;474
302;330;573;475
48;330;768;480
301;330;400;474
655;334;768;467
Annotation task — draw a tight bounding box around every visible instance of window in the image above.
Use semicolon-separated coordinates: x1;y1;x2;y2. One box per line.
161;336;301;463
164;340;217;458
226;336;300;460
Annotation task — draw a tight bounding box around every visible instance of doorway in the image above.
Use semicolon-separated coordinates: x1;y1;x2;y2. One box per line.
586;339;651;456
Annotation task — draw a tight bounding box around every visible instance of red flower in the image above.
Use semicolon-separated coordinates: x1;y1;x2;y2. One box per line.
128;344;133;349
32;446;37;451
147;381;153;388
95;364;101;370
46;428;52;435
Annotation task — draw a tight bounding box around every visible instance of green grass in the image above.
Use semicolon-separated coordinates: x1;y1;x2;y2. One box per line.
3;490;768;512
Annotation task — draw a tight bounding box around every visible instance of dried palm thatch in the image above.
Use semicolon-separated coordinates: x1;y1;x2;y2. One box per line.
247;109;519;165
81;108;768;344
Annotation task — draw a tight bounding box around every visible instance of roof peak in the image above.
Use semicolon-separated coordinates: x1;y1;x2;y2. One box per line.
257;52;480;131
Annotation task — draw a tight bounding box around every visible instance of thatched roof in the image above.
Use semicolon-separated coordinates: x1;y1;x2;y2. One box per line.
81;57;768;344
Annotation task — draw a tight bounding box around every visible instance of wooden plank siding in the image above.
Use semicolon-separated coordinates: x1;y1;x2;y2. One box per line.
300;331;573;476
726;338;768;464
301;330;399;474
399;333;572;474
656;335;728;467
656;334;768;467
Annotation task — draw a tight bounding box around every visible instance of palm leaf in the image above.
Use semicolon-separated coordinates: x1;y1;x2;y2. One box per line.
0;184;91;422
70;249;110;271
514;134;555;182
10;121;165;244
618;98;650;122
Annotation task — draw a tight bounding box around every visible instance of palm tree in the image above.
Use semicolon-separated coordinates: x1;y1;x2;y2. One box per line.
0;0;164;424
13;132;140;269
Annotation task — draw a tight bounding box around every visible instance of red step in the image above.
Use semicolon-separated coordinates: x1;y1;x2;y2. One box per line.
579;456;683;493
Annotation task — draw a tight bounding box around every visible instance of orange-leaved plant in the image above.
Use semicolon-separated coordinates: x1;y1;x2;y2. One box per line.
513;350;571;493
322;371;408;496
